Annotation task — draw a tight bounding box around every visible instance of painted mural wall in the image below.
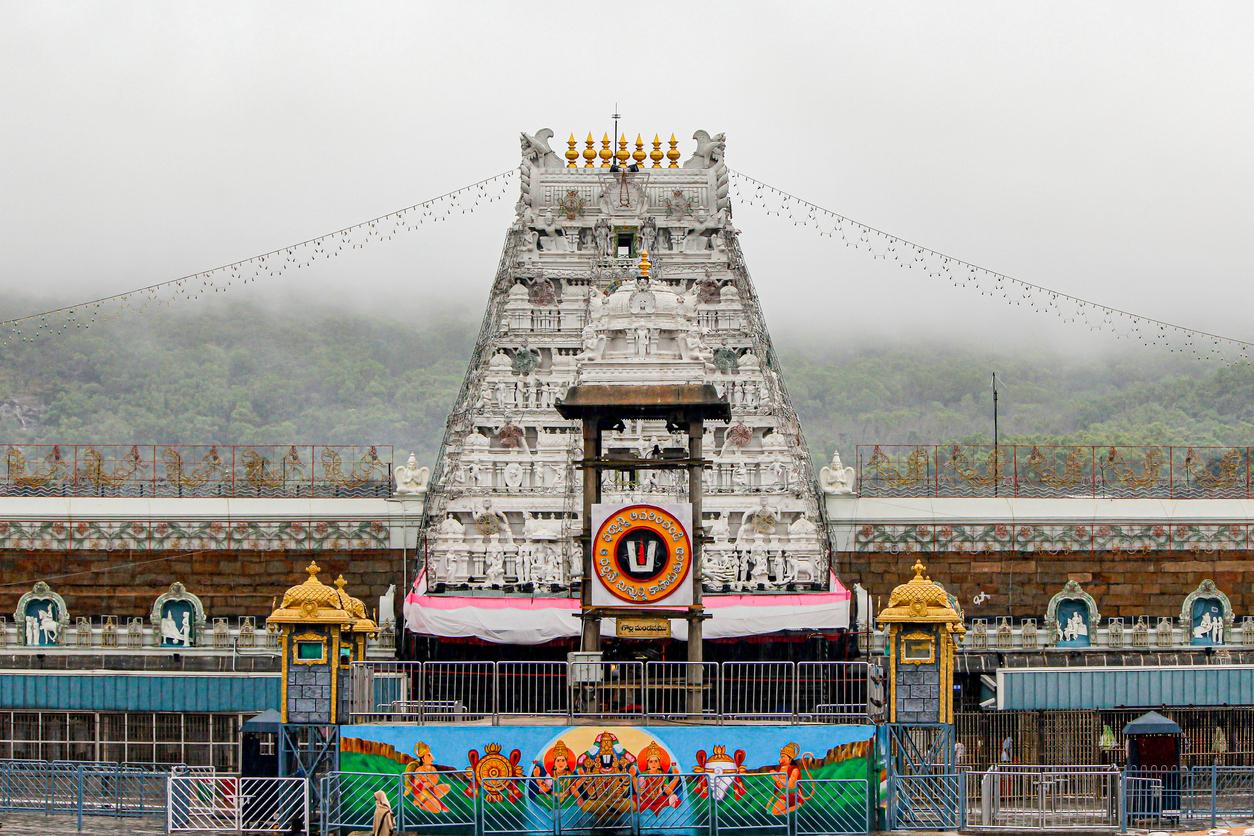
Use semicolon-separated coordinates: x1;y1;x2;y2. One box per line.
338;723;879;834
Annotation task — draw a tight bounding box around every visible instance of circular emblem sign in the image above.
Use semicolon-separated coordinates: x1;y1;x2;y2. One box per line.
593;504;692;604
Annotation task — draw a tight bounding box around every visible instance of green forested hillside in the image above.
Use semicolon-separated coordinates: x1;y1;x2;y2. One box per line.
2;301;1252;466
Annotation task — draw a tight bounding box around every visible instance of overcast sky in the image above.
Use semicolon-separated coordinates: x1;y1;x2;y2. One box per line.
3;1;1252;350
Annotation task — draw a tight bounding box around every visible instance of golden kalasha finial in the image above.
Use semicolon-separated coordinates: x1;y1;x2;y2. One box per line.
666;133;681;167
599;133;613;168
305;561;321;579
650;134;664;167
639;249;651;278
632;134;646;166
583;132;597;168
911;560;926;579
616;133;630;165
565;134;579;168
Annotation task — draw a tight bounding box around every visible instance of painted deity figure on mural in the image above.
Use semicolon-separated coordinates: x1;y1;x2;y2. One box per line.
633;741;682;815
529;739;575;801
403;742;451;813
769;742;808;816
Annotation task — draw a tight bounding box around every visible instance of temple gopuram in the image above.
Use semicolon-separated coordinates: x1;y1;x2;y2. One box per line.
1;128;1253;783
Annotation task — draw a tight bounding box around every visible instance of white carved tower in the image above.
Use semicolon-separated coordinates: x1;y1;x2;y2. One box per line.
419;130;830;599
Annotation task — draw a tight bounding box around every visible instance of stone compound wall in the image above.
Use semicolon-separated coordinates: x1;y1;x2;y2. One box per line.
0;549;403;623
844;549;1254;621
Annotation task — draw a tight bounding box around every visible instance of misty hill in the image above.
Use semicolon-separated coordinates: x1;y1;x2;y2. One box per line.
2;301;1253;467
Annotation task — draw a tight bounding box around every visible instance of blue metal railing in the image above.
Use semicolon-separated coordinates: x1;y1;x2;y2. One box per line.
0;759;169;832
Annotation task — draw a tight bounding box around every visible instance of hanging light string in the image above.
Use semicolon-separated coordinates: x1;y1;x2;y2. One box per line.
1;168;518;345
730;169;1251;360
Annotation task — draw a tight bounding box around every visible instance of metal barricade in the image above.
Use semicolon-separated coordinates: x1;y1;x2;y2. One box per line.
712;771;790;834
168;774;308;834
348;659;880;724
555;772;635;834
644;661;719;722
889;772;960;830
497;661;569;719
425;661;495;722
962;766;1119;831
321;768;475;835
720;661;795;721
794;778;871;835
796;661;873;721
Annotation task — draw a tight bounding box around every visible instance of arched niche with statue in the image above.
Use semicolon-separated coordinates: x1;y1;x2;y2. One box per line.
150;582;206;648
1045;580;1099;648
14;581;68;647
1180;579;1233;646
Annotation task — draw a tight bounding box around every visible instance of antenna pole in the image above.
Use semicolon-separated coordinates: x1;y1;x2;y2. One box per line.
992;372;999;498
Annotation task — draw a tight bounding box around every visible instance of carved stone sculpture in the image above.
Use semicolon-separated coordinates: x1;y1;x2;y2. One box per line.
819;450;856;495
683;130;727;169
394;453;430;495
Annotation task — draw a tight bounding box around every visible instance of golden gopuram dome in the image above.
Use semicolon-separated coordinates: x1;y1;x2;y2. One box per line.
267;561;375;633
878;560;964;627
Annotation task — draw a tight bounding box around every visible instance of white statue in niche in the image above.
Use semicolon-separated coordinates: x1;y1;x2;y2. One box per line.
1058;610;1089;643
394;454;430;495
632;325;652;357
161;611;191;646
483;536;506;587
749;537;771;587
24;614;39;645
1194;610;1225;643
36;608;59;645
820;450;856;495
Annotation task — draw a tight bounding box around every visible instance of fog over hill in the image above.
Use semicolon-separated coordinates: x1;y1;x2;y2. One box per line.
2;301;1249;469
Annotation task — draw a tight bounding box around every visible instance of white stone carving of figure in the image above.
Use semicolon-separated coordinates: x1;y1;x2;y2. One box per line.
633;326;652;358
538;209;569;251
38;607;59;644
161;611;187;646
593;217;612;256
589;286;607;321
749;536;771;587
640;217;657;253
749;496;782;536
683;130;727;169
25;614;37;645
483;536;505;587
731;461;749;491
640;469;659;493
516;543;535;584
736;549;751;588
576;323;606;362
478;499;513;544
679;328;713;364
495;380;510;408
378;584;396;628
540;546;563;585
520;129;563;170
707;511;732;544
394;453;430;495
684;208;714;253
768;460;788;492
820;450;857;495
1059;610;1089;642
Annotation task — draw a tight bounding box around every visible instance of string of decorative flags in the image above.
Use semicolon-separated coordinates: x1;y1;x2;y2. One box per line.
730;169;1252;361
0;169;518;346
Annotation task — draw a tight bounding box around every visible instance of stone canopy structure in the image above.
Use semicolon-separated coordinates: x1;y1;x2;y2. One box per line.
418;129;834;604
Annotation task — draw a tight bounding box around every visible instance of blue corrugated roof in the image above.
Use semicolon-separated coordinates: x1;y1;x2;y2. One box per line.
0;672;280;713
999;665;1254;710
